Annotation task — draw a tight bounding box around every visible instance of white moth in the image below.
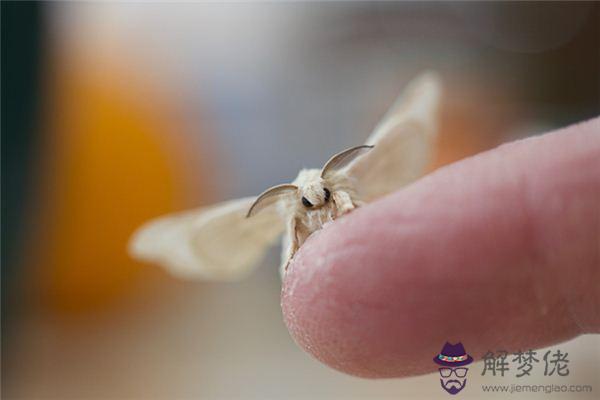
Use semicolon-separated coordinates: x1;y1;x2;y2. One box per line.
129;72;442;280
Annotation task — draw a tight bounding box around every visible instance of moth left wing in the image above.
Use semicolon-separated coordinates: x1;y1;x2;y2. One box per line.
346;71;442;202
128;197;285;281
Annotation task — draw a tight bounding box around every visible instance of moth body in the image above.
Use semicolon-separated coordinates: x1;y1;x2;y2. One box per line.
276;167;362;272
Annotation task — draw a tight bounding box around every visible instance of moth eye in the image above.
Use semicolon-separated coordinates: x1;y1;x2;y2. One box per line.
301;197;313;208
323;188;331;202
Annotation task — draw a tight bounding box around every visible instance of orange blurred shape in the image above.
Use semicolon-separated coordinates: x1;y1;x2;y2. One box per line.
29;54;210;313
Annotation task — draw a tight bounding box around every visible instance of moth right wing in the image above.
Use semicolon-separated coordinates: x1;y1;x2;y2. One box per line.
128;197;285;281
346;71;442;202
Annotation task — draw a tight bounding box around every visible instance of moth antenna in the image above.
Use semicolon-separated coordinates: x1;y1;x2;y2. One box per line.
246;184;298;218
321;145;374;178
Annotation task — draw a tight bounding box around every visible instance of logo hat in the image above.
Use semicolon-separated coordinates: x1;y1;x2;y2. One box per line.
433;342;473;367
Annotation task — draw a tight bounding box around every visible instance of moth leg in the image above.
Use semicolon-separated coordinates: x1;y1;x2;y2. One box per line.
281;217;300;275
281;216;313;276
333;190;356;215
353;199;366;207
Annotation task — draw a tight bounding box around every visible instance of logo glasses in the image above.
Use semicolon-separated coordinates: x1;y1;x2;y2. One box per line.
439;367;469;378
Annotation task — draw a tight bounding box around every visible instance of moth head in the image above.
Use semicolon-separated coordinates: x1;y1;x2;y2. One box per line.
246;184;298;218
294;169;332;210
247;145;374;217
320;145;374;179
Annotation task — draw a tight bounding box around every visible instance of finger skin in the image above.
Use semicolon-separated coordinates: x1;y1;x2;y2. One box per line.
281;118;600;378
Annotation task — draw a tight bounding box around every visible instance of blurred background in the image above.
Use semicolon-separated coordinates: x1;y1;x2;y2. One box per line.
2;2;598;399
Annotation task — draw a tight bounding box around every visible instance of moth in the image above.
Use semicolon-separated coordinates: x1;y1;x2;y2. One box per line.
129;72;441;280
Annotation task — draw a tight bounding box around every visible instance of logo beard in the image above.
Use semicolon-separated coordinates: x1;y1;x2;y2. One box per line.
440;379;466;395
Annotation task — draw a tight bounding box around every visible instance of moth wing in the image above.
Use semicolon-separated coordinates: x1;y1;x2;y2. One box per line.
128;197;285;281
346;71;442;202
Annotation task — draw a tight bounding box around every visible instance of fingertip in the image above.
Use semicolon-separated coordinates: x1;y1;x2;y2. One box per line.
282;119;600;378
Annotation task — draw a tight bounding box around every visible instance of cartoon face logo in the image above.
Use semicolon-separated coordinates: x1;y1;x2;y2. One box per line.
433;342;473;395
